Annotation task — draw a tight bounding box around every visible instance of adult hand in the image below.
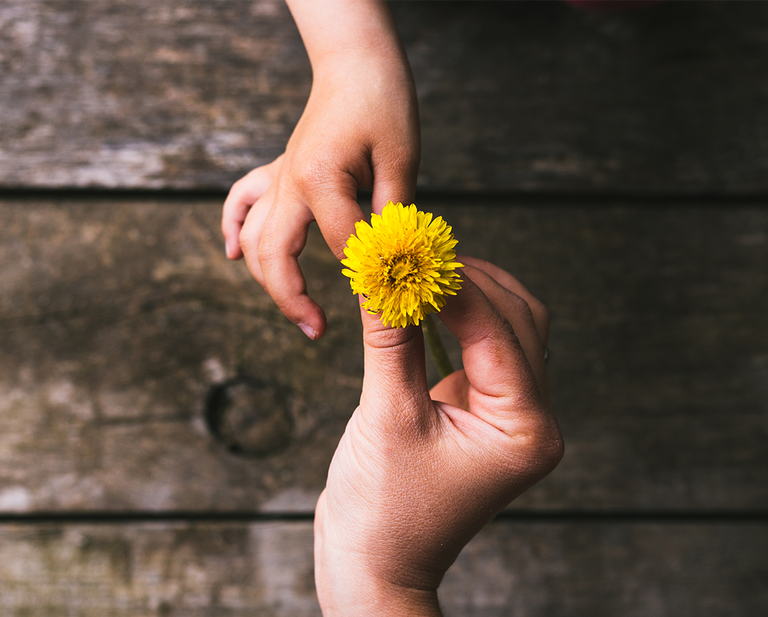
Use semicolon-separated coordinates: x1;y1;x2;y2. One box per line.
314;257;563;616
222;0;420;340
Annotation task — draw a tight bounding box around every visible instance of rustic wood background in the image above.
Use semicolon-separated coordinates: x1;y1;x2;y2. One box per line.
1;0;766;614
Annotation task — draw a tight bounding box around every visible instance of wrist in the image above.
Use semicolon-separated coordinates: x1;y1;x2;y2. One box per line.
315;523;442;617
317;573;442;617
309;47;415;104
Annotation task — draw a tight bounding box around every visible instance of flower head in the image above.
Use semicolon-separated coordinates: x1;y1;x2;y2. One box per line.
341;201;463;328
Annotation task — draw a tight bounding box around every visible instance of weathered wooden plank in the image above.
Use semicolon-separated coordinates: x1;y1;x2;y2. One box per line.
0;196;765;512
441;520;768;617
0;522;320;616
0;521;765;616
3;1;768;192
448;199;768;510
0;196;361;513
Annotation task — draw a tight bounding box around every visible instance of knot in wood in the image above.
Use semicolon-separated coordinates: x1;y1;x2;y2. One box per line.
205;378;293;457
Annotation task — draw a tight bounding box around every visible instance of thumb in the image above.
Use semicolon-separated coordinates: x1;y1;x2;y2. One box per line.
359;301;432;431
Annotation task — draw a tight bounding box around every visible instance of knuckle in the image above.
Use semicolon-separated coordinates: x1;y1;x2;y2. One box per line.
508;292;550;334
271;291;294;313
380;133;419;164
363;324;419;352
379;143;419;180
503;412;564;477
292;154;336;194
395;144;420;171
256;239;282;270
230;175;249;195
510;293;535;321
528;417;564;466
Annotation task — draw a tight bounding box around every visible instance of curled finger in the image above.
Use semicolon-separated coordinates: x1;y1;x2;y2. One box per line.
462;265;548;399
458;256;549;344
222;160;282;259
257;193;327;340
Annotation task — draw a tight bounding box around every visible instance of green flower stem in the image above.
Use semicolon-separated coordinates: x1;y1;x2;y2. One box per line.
421;313;454;379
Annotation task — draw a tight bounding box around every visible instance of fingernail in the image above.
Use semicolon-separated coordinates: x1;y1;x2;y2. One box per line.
225;241;231;258
298;323;317;340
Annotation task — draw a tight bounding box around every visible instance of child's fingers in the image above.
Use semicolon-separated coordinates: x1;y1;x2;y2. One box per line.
237;192;274;286
458;256;549;345
222;160;282;260
256;194;327;340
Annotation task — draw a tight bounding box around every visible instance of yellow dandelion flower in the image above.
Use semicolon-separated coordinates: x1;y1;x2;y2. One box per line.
341;201;463;328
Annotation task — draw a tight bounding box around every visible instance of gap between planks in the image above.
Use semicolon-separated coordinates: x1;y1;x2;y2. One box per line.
1;187;768;208
0;510;766;525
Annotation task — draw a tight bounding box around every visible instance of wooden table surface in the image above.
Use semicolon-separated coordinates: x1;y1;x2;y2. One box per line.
1;1;766;615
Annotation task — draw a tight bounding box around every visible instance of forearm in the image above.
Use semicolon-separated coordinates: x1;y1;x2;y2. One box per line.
286;0;410;78
282;0;420;209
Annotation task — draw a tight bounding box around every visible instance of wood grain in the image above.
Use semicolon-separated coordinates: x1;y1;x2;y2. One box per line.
3;1;768;192
0;196;765;513
0;522;320;616
442;519;768;617
0;196;361;513
0;521;764;616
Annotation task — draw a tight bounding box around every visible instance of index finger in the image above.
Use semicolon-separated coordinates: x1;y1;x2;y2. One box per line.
254;194;327;340
458;256;549;344
462;265;549;399
437;276;550;438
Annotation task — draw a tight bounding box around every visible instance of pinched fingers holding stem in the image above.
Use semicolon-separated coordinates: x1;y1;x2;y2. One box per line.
459;256;550;398
433;259;562;469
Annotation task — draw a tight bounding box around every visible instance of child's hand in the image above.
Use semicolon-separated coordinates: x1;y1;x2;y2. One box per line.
314;257;563;616
222;0;420;340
